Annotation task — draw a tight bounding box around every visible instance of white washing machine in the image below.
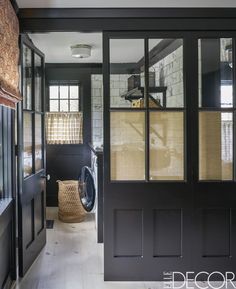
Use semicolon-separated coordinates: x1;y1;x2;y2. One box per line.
79;153;98;215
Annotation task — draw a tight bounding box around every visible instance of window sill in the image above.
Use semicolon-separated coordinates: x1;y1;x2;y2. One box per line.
0;198;13;216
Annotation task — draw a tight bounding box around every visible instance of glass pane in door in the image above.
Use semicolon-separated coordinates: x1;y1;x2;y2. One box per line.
150;112;184;180
110;39;145;108
148;39;184;108
110;111;145;180
23;45;32;110
198;38;233;108
23;112;33;177
35;54;42;112
35;114;43;171
199;112;233;180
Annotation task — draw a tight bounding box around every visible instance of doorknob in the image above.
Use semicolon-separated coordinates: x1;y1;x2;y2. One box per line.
41;174;51;181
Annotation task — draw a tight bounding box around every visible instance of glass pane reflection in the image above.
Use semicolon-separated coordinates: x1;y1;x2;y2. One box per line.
199;112;233;180
23;112;33;177
110;39;145;108
110;111;145;180
150;112;184;180
149;39;184;108
35;54;42;111
198;38;233;108
23;45;32;110
35;114;43;172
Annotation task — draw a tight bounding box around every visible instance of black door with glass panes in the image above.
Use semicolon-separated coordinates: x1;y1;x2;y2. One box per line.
103;32;236;281
17;35;47;277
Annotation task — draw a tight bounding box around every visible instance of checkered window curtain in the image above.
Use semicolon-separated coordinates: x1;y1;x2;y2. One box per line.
46;112;83;144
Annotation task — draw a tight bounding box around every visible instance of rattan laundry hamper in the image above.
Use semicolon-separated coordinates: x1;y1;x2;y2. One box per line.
57;180;86;223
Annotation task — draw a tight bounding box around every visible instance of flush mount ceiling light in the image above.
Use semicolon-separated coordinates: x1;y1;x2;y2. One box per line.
71;44;92;58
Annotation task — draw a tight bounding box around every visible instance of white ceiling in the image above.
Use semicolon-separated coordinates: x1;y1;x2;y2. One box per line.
17;0;236;8
29;33;158;63
29;33;103;63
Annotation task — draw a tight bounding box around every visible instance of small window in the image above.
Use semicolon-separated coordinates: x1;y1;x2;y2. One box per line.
46;83;83;145
49;84;80;112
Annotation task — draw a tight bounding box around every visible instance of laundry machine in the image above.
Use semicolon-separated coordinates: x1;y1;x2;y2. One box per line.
79;153;97;213
79;148;104;243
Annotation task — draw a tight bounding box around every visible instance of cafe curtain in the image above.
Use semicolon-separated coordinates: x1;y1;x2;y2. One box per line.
46;112;83;144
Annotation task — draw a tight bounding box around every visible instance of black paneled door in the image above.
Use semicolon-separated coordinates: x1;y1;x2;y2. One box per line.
18;35;47;277
103;32;236;281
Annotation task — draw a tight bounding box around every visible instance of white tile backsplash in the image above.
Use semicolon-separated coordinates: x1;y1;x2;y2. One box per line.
91;45;184;146
151;45;184;107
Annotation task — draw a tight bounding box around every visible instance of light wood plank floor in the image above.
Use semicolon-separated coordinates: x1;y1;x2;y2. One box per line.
13;207;163;289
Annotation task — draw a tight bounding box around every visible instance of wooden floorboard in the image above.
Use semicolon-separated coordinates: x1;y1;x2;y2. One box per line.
13;207;163;289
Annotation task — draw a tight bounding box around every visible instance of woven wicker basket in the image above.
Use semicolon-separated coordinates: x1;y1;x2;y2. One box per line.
57;180;86;223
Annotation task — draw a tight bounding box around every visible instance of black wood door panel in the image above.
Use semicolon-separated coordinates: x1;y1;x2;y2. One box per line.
103;31;236;281
153;209;182;257
18;35;46;277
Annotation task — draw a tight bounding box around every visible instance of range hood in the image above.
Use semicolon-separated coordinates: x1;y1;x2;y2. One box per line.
120;74;167;107
120;86;143;100
120;85;167;108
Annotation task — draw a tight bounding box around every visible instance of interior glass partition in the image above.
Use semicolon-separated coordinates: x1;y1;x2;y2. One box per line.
198;38;233;180
109;37;185;181
148;39;185;180
104;31;236;282
110;39;146;181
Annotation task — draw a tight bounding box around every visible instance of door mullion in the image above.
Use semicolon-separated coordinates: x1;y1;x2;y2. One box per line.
32;51;36;175
184;35;199;184
144;38;150;182
233;37;236;181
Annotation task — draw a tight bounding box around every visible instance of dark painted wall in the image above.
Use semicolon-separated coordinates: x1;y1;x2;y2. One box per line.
0;106;16;289
45;64;102;206
0;203;14;289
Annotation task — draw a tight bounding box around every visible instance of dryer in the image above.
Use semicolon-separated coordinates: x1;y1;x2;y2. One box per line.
79;153;98;213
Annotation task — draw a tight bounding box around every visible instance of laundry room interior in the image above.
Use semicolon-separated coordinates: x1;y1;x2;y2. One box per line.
24;32;104;243
28;31;233;240
29;31;190;232
2;1;236;288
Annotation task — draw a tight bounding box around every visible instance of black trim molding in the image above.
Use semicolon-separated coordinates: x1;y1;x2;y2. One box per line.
19;8;236;19
19;8;236;32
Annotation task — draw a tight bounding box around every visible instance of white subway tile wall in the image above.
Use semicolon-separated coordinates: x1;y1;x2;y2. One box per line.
91;75;103;147
110;74;133;108
150;45;184;107
91;74;132;146
91;45;186;146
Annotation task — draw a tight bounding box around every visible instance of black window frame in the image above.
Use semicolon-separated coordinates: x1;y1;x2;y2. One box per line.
107;33;186;183
48;81;81;112
197;36;235;182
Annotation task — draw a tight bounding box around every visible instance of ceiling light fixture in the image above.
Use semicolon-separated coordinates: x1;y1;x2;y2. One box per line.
71;44;91;58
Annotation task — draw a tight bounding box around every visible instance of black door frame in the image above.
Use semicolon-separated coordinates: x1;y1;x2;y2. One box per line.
103;30;194;281
17;34;46;277
103;30;236;280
